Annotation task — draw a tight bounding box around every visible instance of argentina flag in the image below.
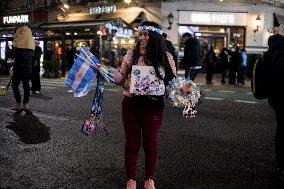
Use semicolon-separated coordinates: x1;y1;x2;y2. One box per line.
65;47;98;97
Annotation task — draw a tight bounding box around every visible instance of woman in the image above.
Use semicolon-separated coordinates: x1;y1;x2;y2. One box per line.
111;21;176;189
7;25;35;110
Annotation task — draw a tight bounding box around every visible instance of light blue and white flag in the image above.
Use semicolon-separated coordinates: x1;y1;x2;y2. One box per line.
65;47;97;97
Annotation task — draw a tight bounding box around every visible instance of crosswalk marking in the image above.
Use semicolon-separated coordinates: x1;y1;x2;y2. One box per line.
203;89;211;92
234;100;258;104
204;97;224;100
220;90;235;93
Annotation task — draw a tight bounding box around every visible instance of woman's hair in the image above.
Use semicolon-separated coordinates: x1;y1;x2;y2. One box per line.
132;21;175;82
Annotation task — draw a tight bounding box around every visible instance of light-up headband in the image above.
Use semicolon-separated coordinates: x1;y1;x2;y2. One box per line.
137;25;163;35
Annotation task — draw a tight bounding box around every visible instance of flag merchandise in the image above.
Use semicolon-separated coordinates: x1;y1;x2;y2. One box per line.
81;74;108;137
65;47;97;97
65;47;111;136
65;47;115;97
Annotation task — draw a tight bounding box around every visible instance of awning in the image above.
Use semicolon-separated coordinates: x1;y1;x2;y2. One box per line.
38;19;109;30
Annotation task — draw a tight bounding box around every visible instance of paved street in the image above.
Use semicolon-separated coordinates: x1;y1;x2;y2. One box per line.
0;73;284;189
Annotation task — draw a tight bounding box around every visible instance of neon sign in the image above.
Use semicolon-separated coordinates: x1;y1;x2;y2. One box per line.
89;5;116;15
3;15;29;24
191;13;235;25
179;11;247;26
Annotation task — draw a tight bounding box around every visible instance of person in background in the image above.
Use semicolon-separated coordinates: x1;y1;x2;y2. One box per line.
204;45;217;84
7;25;35;110
181;32;202;81
238;48;247;85
31;40;42;94
219;48;229;84
162;33;178;69
224;46;242;85
109;21;176;189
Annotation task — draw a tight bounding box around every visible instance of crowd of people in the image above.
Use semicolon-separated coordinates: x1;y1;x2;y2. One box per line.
180;32;248;85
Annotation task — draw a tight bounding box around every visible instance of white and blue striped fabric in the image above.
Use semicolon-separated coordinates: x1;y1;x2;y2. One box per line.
65;47;100;97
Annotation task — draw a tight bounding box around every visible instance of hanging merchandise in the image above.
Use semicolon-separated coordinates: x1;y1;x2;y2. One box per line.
166;77;202;118
66;47;113;136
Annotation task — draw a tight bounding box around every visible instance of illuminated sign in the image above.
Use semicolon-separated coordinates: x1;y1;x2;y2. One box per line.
105;23;133;38
191;13;235;25
179;11;247;26
89;5;116;15
3;15;29;24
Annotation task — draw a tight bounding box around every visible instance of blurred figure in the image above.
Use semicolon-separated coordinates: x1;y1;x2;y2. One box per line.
7;25;35;110
204;45;217;84
31;40;42;94
238;49;247;85
224;47;242;85
57;44;66;77
181;33;202;81
219;48;229;84
162;33;178;69
267;13;284;182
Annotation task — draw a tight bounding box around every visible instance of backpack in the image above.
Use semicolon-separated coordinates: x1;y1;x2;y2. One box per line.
251;54;270;100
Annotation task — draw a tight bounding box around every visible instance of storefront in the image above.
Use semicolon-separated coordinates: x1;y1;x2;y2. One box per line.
178;11;247;55
161;0;284;70
0;1;160;76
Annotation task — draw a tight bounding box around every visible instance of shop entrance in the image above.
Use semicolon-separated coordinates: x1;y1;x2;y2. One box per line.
194;31;228;56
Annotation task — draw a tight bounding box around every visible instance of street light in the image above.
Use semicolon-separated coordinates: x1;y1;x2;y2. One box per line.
254;14;262;33
124;0;132;4
167;12;174;30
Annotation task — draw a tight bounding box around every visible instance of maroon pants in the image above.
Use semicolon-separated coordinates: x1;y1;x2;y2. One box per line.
122;96;164;180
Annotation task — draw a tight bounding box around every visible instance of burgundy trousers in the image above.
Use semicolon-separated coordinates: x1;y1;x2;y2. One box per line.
122;96;164;180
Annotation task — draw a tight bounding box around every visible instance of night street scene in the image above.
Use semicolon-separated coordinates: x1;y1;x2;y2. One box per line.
1;0;284;188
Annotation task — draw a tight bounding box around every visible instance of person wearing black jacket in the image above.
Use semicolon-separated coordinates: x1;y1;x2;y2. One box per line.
162;33;178;69
181;33;202;81
219;48;229;84
204;45;217;84
267;13;284;182
31;40;42;94
7;25;35;110
224;46;242;85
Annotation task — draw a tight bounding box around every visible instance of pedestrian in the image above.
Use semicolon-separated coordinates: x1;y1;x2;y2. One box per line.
266;13;284;182
181;32;202;81
108;21;176;189
162;33;178;69
237;48;247;85
7;25;35;110
31;40;42;94
224;46;242;85
204;45;217;84
219;48;229;84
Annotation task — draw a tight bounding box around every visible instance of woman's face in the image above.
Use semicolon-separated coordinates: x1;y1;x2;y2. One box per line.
139;31;149;49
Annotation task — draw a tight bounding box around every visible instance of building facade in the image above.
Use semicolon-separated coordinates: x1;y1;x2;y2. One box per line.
0;0;161;75
161;0;284;57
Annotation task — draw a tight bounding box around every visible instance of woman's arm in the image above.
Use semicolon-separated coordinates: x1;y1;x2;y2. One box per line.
110;49;133;85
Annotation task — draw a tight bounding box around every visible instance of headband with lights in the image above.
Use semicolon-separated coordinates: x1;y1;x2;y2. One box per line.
137;25;163;35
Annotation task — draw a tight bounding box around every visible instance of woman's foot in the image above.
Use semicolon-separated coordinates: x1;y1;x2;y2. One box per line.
126;179;136;189
23;103;29;110
144;179;155;189
15;102;22;110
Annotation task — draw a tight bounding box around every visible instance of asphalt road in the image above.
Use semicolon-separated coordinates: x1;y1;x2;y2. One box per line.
0;74;284;189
